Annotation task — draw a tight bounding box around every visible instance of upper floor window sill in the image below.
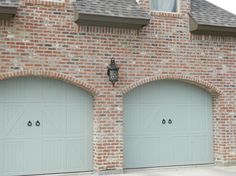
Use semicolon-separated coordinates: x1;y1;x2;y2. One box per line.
24;0;65;6
150;11;182;18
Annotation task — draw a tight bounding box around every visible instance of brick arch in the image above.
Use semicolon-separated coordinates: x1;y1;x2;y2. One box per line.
0;70;98;95
122;74;223;96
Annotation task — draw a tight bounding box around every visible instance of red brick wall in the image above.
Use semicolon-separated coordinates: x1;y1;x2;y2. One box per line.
0;0;236;172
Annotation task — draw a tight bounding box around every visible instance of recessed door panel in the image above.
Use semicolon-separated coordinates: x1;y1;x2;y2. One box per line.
127;136;163;168
66;139;93;171
67;105;92;137
42;140;65;172
3;141;25;175
42;106;67;137
0;142;3;175
23;140;42;175
2;105;27;138
190;105;208;132
172;136;191;165
191;135;213;163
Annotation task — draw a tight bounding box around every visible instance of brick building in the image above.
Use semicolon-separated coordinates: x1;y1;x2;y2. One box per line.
0;0;236;175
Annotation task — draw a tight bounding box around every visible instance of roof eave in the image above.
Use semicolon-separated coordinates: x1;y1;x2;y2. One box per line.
189;16;236;37
0;6;17;20
75;13;150;29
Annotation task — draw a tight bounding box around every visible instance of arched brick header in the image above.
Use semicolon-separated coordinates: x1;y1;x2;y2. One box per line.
0;70;98;95
122;75;223;96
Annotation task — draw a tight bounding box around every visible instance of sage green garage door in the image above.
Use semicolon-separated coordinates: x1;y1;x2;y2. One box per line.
124;80;213;168
0;77;93;176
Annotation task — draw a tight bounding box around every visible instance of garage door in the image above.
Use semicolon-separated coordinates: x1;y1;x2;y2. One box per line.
124;80;213;168
0;77;93;176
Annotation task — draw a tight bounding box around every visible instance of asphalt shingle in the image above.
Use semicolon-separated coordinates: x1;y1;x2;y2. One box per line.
1;0;236;30
190;0;236;28
73;0;150;20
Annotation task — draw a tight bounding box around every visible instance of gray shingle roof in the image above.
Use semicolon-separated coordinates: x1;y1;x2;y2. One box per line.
0;0;19;7
73;0;150;20
190;0;236;28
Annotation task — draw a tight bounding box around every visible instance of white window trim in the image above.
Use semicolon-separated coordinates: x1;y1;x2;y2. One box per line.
149;0;180;14
40;0;65;2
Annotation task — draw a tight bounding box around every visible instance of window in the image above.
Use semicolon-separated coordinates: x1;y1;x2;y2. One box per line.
151;0;177;12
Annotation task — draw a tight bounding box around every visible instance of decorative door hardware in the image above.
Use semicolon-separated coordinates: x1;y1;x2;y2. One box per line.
35;121;40;127
162;119;166;124
27;121;41;127
162;119;173;125
27;121;32;127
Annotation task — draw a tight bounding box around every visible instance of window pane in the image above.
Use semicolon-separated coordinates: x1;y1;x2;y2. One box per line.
151;0;177;12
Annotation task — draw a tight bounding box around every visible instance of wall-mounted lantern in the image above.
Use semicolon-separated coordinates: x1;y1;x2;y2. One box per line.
107;58;119;87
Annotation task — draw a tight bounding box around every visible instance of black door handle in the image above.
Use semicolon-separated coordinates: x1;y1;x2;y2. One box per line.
168;119;172;124
35;121;40;127
27;121;32;127
162;119;166;124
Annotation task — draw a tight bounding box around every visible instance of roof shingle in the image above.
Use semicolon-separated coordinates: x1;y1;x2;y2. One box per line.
73;0;150;20
190;0;236;28
73;0;150;29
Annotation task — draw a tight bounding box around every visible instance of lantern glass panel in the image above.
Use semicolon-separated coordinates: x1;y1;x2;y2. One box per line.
109;70;118;82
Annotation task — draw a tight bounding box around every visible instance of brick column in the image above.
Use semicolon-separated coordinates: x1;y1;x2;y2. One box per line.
93;91;124;172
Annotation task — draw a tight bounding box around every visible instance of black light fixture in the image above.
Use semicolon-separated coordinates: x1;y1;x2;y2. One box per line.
107;58;119;87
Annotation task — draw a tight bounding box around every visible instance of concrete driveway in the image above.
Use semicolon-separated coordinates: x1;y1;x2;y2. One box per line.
49;165;236;176
122;166;236;176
